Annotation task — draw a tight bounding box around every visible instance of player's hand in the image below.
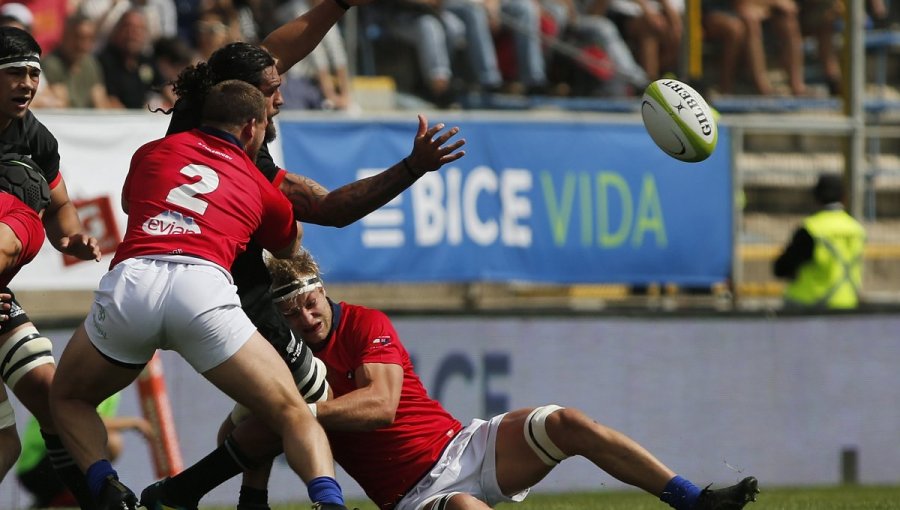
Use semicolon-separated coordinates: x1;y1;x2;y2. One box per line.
60;233;102;261
404;114;466;177
0;293;12;322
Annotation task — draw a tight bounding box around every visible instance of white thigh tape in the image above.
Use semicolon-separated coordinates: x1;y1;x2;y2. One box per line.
524;404;569;466
421;492;460;510
0;326;54;389
0;399;14;428
297;357;329;403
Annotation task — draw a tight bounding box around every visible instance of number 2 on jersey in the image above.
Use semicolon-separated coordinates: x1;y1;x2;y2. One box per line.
165;164;220;215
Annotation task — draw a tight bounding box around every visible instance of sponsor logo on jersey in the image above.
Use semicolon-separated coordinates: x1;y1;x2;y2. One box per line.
371;336;391;346
197;141;234;161
143;210;201;236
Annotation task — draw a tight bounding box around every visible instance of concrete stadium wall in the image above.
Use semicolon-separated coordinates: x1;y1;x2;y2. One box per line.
0;313;897;508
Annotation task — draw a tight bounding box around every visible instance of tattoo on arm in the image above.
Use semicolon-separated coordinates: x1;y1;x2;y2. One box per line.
280;166;412;227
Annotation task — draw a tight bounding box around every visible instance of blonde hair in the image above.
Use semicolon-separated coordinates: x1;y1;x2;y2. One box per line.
267;248;323;290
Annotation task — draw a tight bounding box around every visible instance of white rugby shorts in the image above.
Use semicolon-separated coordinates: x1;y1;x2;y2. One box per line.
395;413;530;510
85;257;257;373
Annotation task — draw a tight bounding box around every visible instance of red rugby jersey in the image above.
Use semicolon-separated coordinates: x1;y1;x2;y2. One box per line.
319;302;463;509
112;129;296;270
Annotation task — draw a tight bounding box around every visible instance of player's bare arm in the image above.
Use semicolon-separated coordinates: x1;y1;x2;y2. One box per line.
314;362;403;431
261;0;373;75
42;177;101;261
280;114;466;226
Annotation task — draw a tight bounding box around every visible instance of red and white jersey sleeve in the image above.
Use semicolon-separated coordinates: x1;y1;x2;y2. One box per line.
112;129;297;270
319;303;463;509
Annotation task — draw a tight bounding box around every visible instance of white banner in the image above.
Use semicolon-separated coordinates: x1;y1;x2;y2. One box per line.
12;111;284;290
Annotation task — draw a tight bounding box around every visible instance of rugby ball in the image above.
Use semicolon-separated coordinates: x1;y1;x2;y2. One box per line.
641;79;718;163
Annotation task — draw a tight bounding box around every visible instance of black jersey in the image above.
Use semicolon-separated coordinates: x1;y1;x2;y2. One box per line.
0;110;62;186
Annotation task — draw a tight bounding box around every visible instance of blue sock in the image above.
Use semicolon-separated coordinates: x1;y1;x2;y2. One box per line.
660;475;702;510
85;460;116;498
307;476;344;506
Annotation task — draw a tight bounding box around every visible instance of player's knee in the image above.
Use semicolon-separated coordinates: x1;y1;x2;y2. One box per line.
0;326;54;390
523;404;572;466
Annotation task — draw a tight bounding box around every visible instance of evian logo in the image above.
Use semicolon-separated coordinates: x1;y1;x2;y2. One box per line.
143;210;201;235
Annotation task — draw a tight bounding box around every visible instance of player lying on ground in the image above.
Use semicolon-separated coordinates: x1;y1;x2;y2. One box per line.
141;248;760;510
48;81;349;510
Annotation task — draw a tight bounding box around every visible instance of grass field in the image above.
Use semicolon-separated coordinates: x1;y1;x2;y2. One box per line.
248;485;900;510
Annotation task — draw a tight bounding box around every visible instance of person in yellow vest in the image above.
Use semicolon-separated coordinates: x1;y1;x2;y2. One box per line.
773;173;866;309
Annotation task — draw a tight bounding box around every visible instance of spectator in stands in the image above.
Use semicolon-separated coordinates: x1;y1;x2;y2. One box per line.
445;0;506;92
97;8;167;109
16;393;154;508
701;0;746;95
278;0;355;110
607;0;683;81
734;0;806;96
41;14;117;109
194;9;242;61
373;0;503;105
798;0;889;96
0;2;31;31
3;1;66;53
540;0;649;95
773;173;866;309
78;0;178;45
486;0;549;94
798;0;843;95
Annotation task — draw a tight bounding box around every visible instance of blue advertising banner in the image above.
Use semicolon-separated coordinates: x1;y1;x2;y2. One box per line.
279;117;732;285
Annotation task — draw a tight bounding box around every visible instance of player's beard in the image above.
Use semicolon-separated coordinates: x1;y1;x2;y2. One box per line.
265;118;277;143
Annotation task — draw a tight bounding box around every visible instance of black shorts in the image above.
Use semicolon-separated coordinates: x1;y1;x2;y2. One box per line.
1;287;32;335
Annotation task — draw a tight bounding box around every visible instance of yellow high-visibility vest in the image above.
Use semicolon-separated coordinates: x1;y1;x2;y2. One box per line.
784;209;865;309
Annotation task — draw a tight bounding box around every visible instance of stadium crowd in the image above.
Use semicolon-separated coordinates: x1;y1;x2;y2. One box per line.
0;0;896;110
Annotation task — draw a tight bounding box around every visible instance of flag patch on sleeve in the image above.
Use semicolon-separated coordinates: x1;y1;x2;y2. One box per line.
371;336;391;346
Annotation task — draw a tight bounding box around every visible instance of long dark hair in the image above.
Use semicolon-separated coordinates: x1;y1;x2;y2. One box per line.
162;42;275;128
173;42;274;104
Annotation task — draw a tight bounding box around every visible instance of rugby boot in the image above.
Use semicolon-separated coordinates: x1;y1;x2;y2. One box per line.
140;478;197;510
97;475;139;510
694;476;760;510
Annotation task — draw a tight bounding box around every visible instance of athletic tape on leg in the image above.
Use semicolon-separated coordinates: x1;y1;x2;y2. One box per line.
296;356;329;403
231;357;330;424
421;492;460;510
0;326;54;389
524;405;569;466
0;399;14;428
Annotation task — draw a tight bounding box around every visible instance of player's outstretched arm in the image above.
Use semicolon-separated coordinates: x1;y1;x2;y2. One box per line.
279;114;465;227
42;177;102;261
261;0;373;76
